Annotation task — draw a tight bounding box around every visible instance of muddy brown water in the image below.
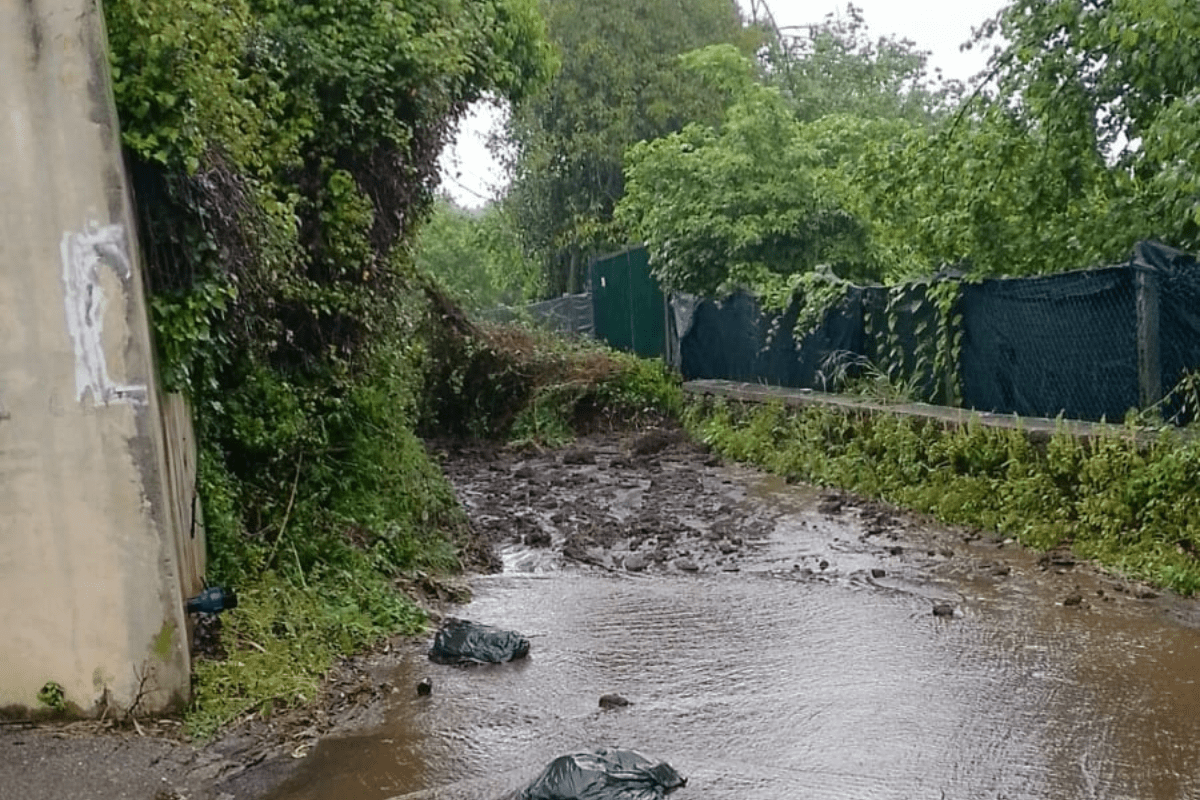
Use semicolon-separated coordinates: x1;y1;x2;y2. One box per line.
263;440;1200;800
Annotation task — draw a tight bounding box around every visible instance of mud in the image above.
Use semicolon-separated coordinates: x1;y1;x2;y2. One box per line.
4;424;1198;799
432;424;1188;621
0;642;423;800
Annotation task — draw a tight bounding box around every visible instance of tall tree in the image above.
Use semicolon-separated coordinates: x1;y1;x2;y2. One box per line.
751;2;962;125
616;7;956;299
975;0;1200;255
617;47;881;299
846;0;1200;279
505;0;756;296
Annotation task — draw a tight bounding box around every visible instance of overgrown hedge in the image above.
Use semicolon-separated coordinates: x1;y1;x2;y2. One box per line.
101;0;558;735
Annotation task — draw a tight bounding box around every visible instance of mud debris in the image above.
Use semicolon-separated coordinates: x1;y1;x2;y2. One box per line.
438;425;776;576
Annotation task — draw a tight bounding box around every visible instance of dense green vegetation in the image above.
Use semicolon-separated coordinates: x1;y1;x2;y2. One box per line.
412;197;542;311
102;0;566;736
504;0;758;294
102;0;1200;734
616;1;1200;298
685;398;1200;596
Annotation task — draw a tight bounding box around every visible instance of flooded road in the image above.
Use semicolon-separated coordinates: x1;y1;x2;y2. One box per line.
263;435;1200;800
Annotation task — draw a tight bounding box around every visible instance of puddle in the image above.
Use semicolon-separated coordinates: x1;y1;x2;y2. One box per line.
263;453;1200;800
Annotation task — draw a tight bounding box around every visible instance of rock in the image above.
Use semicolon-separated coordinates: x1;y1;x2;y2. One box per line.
870;568;887;578
818;560;829;571
561;539;594;564
598;694;631;710
816;495;844;515
623;554;650;572
888;546;904;556
416;678;432;696
1038;547;1078;571
630;428;678;456
524;530;552;548
1062;593;1084;607
561;447;596;465
932;603;955;618
674;557;699;572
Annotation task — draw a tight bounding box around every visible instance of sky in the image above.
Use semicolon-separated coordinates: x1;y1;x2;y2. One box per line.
437;0;1012;208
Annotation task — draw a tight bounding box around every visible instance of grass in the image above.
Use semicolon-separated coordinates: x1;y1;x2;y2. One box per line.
185;562;428;739
683;396;1200;595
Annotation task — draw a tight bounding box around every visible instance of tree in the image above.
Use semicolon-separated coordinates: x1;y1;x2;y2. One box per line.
617;47;881;300
616;6;956;299
414;198;543;310
976;0;1200;255
504;0;756;295
847;0;1200;278
751;2;961;125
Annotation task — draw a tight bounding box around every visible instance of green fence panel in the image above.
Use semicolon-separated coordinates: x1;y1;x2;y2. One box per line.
590;246;665;358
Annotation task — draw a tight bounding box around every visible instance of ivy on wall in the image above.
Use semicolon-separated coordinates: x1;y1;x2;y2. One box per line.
102;0;556;731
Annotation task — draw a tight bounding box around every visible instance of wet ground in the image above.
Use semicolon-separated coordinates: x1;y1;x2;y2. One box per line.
5;428;1200;799
261;428;1200;800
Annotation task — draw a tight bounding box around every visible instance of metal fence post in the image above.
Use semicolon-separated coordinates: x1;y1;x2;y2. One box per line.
1136;268;1162;409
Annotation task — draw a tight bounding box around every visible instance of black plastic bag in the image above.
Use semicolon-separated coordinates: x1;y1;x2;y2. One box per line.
516;748;686;800
428;618;531;665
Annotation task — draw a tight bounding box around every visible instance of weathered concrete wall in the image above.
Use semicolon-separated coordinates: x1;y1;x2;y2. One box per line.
0;0;193;714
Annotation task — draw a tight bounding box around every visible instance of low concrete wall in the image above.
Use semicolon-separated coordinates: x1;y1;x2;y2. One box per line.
682;380;1159;445
0;0;193;715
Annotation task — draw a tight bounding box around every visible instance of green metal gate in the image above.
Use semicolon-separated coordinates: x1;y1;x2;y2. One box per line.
589;246;665;358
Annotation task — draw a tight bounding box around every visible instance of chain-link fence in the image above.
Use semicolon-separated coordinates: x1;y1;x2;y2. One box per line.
481;292;595;338
669;241;1200;424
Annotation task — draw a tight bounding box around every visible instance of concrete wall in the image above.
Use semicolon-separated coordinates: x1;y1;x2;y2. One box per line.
0;0;195;715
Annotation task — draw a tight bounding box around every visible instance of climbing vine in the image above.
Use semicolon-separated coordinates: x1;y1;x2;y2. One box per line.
103;0;556;734
926;278;965;406
793;268;849;342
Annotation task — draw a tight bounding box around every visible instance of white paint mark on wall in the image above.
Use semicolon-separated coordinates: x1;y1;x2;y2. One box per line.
60;222;148;405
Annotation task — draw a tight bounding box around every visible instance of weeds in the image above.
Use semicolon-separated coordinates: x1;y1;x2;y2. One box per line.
187;568;426;739
37;682;67;713
817;350;921;402
684;397;1200;595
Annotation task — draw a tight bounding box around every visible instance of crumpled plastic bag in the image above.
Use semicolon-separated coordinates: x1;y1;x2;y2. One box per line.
515;748;687;800
428;618;531;665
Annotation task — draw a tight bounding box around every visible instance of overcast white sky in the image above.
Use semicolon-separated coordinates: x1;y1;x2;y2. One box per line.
438;0;1012;207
